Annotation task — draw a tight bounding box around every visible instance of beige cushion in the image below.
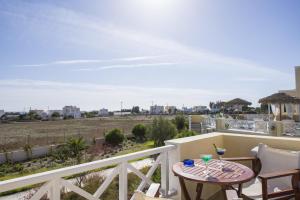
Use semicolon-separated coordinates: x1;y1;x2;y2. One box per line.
241;144;300;199
242;178;291;200
257;143;300;188
134;191;172;200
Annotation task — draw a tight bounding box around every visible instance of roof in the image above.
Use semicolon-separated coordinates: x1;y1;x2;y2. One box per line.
226;98;252;106
259;92;300;104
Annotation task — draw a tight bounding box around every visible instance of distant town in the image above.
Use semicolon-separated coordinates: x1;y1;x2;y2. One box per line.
0;98;267;122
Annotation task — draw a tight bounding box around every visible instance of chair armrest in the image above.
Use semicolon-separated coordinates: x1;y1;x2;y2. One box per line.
258;169;300;180
223;156;257;162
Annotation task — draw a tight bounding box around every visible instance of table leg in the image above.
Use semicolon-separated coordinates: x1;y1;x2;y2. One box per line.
196;183;203;200
221;185;230;200
238;184;242;197
178;177;191;200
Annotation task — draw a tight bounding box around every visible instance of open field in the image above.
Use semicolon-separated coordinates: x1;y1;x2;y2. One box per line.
0;116;170;151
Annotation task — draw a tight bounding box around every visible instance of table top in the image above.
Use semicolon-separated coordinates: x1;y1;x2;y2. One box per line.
173;159;255;185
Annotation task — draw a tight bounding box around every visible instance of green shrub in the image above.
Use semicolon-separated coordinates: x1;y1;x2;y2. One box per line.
66;137;87;164
151;117;177;147
132;124;147;141
175;130;196;139
105;129;125;146
23;144;32;159
52;144;70;162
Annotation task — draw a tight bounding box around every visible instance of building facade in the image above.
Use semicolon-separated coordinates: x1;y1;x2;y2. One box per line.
150;105;164;115
164;106;177;114
99;108;109;116
0;110;4;118
62;106;81;119
182;107;193;114
192;106;208;113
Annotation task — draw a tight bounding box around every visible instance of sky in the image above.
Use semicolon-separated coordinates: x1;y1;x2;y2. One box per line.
0;0;300;111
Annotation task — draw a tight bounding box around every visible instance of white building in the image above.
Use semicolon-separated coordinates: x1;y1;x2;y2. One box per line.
182;107;193;114
62;106;81;119
113;111;131;116
164;106;177;114
0;110;4;118
99;108;109;116
150;105;164;115
210;108;221;113
193;106;209;113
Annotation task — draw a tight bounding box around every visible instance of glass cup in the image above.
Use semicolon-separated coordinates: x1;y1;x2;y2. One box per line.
201;154;212;177
216;148;226;167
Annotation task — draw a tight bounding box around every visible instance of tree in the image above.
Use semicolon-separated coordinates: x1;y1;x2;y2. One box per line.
53;144;70;162
51;112;61;118
131;106;140;114
84;111;98;118
105;129;125;146
67;137;87;163
174;115;186;131
132;124;146;141
27;111;40;120
209;102;214;109
151;117;177;147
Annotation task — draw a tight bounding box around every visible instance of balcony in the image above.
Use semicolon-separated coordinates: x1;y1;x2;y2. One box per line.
1;132;300;200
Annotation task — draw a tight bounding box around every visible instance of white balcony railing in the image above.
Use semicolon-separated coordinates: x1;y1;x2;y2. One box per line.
283;121;300;136
0;145;176;200
224;119;269;134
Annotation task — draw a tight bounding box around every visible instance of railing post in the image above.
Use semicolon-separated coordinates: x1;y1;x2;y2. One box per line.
50;178;61;200
164;143;180;198
119;162;128;200
161;151;169;197
216;118;225;131
275;121;284;136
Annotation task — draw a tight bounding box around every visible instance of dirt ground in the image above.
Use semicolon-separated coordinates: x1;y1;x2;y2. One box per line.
0;115;165;150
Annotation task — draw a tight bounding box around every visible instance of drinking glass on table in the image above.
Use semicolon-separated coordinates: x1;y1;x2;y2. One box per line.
213;144;226;167
201;154;212;177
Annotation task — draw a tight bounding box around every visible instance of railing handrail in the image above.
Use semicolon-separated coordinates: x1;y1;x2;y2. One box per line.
0;144;176;193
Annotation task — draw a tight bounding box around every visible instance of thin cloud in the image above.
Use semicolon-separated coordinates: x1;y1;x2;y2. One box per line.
235;77;270;82
3;2;289;79
15;56;165;68
75;62;178;71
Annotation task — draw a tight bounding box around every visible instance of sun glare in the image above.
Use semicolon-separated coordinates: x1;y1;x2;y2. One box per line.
141;0;173;8
130;0;176;12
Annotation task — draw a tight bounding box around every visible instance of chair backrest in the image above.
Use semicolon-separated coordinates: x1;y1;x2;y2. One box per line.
257;143;300;188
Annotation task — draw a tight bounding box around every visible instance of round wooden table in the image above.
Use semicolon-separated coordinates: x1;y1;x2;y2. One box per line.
173;159;255;200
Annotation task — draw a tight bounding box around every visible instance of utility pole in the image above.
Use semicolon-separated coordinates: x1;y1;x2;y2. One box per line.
120;101;123;116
